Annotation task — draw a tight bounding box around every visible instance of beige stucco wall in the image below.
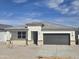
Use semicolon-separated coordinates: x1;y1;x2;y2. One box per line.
7;26;76;45
11;40;27;46
7;29;28;45
27;26;76;45
28;26;42;40
27;26;43;45
9;29;28;40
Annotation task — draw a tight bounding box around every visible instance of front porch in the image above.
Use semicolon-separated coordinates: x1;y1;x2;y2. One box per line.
7;39;43;46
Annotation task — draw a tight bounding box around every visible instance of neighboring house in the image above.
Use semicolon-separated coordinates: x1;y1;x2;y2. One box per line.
5;22;78;46
0;24;12;42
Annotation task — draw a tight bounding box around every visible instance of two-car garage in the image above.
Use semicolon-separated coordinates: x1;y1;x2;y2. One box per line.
43;33;70;45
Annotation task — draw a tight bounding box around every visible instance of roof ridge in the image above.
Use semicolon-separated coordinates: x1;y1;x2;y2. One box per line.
42;21;75;28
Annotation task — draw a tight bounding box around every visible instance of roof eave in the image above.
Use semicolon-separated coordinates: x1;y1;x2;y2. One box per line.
42;28;75;31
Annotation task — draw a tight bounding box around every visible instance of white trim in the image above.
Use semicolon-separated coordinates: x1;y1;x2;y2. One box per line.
78;35;79;39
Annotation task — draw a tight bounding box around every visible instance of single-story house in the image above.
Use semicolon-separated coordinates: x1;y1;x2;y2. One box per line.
4;22;78;46
0;24;12;42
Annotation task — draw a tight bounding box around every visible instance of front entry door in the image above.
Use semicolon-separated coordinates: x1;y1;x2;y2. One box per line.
31;31;38;45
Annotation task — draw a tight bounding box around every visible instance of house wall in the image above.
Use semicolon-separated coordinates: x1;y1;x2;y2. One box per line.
0;32;8;42
8;29;28;45
7;26;76;46
27;26;75;45
27;26;43;45
9;29;27;40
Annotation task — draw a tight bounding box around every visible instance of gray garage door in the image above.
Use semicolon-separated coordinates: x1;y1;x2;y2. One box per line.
43;34;70;45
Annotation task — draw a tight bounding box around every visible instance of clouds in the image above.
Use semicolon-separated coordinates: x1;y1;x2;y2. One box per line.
21;18;42;24
40;0;79;15
72;0;79;7
24;12;42;18
0;19;13;25
12;0;79;15
70;0;79;15
0;0;79;27
43;0;69;14
0;16;79;27
52;17;79;27
45;0;64;8
0;18;42;25
13;0;27;3
2;12;14;17
0;12;14;19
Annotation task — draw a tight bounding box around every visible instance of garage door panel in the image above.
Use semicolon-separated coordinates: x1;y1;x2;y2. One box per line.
43;34;70;45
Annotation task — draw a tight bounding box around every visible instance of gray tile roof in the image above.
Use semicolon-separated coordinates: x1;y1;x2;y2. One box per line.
5;26;28;30
42;22;75;30
26;22;75;31
5;22;76;31
26;22;43;26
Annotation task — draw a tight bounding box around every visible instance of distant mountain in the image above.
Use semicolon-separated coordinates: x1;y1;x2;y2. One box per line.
0;24;12;31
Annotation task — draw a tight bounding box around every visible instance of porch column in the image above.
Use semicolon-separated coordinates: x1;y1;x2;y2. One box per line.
38;31;43;46
70;31;76;45
28;30;33;45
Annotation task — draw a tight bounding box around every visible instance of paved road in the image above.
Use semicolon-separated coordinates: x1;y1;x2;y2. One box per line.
0;45;79;59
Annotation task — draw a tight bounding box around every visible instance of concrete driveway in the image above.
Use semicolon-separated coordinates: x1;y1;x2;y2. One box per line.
0;45;79;59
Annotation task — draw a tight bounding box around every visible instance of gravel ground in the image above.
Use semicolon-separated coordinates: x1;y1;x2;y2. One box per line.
0;45;79;59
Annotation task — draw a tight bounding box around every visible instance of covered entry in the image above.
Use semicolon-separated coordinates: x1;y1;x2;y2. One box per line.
31;31;38;45
43;33;70;45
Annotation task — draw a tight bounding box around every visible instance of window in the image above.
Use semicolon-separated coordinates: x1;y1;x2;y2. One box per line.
18;32;21;38
22;32;26;38
18;31;26;39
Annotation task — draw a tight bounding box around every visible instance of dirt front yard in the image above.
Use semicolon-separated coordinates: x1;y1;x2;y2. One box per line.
0;45;79;59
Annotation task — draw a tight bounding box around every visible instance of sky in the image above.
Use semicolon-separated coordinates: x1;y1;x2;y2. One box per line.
0;0;79;27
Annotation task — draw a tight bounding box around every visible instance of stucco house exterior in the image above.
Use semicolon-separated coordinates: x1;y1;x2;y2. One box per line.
4;22;78;46
0;24;12;42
